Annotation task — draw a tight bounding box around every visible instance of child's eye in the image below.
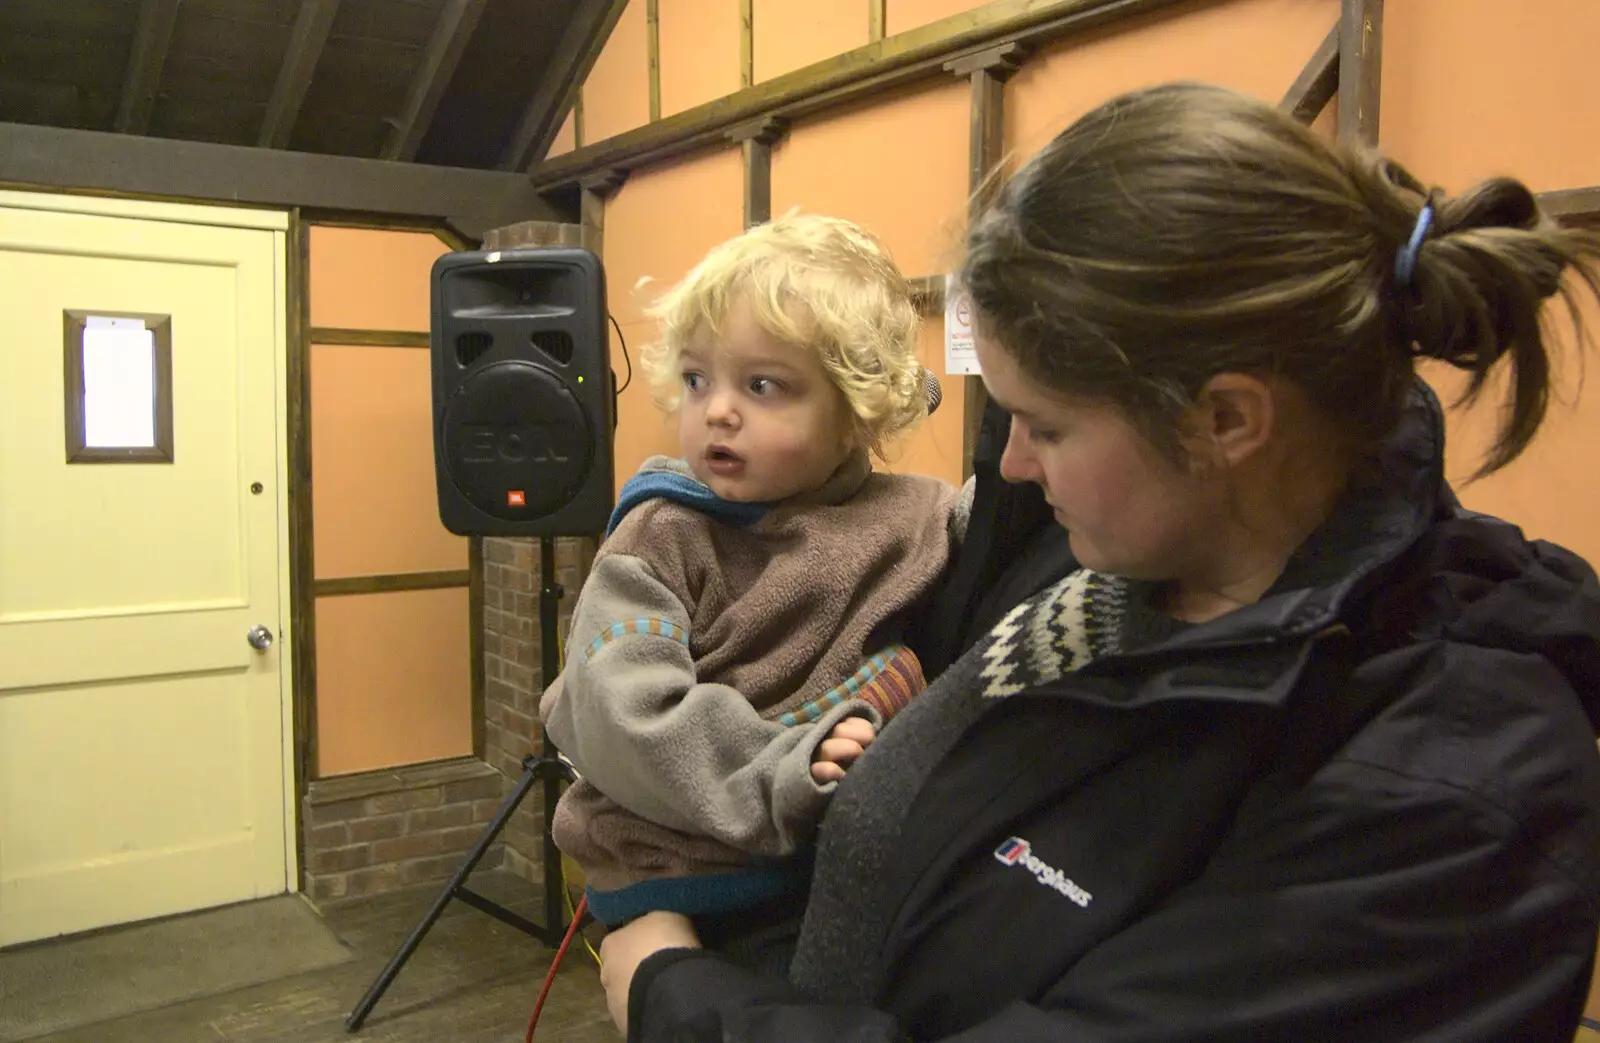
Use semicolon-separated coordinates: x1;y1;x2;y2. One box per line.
749;377;784;396
682;372;706;392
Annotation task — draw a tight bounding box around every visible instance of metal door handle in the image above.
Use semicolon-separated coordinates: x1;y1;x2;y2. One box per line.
247;625;275;652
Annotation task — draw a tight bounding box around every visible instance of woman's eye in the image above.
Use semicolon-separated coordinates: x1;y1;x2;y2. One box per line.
1024;424;1062;446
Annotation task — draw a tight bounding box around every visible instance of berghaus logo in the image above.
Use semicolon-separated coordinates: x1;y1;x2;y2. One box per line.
993;836;1093;908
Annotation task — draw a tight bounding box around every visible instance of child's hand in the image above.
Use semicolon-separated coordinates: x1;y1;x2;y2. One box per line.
811;717;877;783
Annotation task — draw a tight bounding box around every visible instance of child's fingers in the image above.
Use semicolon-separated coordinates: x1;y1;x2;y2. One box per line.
817;737;867;765
811;760;845;784
831;717;877;746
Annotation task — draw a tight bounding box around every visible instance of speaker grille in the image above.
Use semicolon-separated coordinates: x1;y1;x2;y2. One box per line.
531;329;574;365
455;331;492;367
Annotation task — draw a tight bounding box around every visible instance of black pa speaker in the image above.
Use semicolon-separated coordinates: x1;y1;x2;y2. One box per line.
430;247;615;536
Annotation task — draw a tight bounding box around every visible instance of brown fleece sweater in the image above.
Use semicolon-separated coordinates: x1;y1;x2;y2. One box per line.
537;451;956;923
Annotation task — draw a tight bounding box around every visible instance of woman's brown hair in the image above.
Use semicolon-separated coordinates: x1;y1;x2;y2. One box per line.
962;81;1600;477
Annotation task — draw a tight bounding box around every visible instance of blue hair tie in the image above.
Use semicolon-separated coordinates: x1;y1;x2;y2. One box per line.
1394;203;1434;288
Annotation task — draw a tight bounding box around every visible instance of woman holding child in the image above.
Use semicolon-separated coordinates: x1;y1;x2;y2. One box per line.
574;81;1600;1042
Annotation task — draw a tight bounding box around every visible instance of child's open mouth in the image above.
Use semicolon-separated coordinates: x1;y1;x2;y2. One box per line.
705;445;745;476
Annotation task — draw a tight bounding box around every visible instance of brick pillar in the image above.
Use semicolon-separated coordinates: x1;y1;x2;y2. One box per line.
478;219;602;888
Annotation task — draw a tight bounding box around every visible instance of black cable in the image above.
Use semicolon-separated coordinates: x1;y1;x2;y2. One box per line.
609;313;632;397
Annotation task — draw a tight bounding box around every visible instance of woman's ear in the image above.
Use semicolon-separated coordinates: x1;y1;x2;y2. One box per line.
1190;373;1276;468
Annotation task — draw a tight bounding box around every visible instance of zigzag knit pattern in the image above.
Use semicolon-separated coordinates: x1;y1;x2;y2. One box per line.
979;568;1129;698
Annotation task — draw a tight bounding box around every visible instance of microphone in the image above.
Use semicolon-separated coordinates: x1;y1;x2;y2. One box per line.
923;368;943;415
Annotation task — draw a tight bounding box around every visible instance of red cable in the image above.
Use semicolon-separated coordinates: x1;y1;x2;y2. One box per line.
526;894;588;1043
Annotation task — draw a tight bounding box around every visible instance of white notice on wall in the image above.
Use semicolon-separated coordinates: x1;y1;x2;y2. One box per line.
943;273;980;376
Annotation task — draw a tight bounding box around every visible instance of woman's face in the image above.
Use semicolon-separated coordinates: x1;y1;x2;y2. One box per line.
975;334;1223;581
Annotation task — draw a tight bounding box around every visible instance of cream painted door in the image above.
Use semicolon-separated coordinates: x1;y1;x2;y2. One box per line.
0;191;294;947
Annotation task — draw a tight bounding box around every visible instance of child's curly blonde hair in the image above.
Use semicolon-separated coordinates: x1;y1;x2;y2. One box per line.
639;212;926;457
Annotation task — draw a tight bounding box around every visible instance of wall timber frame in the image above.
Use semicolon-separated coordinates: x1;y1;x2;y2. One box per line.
527;0;1196;191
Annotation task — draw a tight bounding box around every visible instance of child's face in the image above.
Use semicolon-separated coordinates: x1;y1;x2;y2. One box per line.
676;300;855;503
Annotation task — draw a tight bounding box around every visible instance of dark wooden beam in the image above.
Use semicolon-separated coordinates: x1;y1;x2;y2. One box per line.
115;0;183;134
314;570;472;597
947;43;1026;481
258;0;340;149
869;0;886;42
728;117;786;229
1279;21;1339;125
285;209;318;801
647;0;662;122
1539;186;1600;228
499;0;632;172
528;0;1188;194
578;168;627;247
310;328;431;348
1338;0;1382;145
381;0;487;161
0;120;559;239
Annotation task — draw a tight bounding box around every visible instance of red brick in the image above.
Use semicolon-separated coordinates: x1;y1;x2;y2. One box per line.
344;864;402;899
305;797;370;825
308;821;349;849
398;851;472;886
347;813;406;843
307;872;349;903
311;844;371;873
364;789;443;815
437;824;487;852
371;831;445;863
408;802;474;832
443;775;504;803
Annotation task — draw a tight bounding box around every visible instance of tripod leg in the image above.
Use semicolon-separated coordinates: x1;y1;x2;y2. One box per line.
344;760;543;1032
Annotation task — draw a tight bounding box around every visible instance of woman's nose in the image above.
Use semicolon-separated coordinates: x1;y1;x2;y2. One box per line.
998;424;1034;483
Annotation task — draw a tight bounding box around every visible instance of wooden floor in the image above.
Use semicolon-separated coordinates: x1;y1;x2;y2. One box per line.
20;871;615;1043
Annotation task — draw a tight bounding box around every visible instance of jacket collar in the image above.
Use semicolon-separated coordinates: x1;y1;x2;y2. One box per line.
1036;379;1450;708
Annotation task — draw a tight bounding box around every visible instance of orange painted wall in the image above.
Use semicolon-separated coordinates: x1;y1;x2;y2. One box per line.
1383;0;1600;569
315;589;473;775
1005;0;1339;162
310;344;467;578
548;107;577;158
584;0;650;143
309;226;472;777
660;0;742;116
754;0;868;83
886;0;990;36
771;81;972;485
603;147;747;488
309;226;446;332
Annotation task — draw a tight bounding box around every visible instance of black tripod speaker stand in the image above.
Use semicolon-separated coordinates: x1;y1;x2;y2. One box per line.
345;537;579;1032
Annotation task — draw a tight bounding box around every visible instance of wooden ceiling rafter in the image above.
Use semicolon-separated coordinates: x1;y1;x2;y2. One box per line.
114;0;183;134
1279;21;1339;125
500;0;633;173
382;0;489;162
258;0;342;150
